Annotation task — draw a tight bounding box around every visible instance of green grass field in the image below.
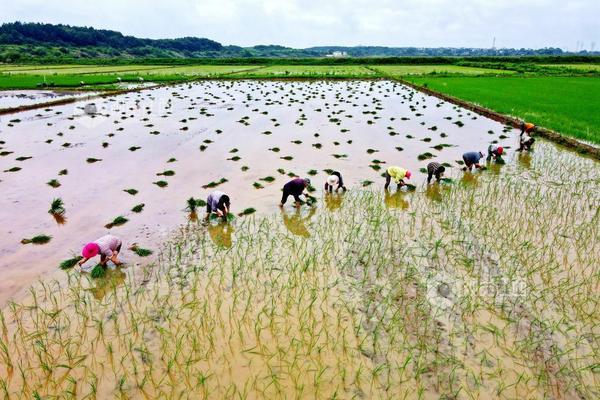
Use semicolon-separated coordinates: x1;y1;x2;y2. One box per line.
372;64;514;76
405;76;600;144
541;64;600;72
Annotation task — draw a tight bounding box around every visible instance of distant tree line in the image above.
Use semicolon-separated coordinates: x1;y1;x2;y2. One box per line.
0;22;598;63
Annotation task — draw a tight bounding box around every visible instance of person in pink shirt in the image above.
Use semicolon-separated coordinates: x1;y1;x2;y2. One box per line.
79;234;123;268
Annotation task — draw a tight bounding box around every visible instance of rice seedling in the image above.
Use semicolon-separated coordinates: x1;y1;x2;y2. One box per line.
238;207;256;216
48;198;65;215
58;169;68;175
131;203;145;213
21;234;52;245
86;158;102;163
47;179;61;188
202;178;227;189
123;188;138;195
58;256;82;270
130;245;153;257
105;216;128;229
128;146;141;152
4;167;21;172
280;156;293;161
156;170;175;176
253;182;264;189
167;158;177;163
227;156;241;161
153;180;168;188
260;176;275;183
241;165;249;171
15;156;32;161
90;264;106;278
418;151;435;161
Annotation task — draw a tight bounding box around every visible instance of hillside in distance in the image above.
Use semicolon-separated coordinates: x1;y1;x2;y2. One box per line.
0;21;594;62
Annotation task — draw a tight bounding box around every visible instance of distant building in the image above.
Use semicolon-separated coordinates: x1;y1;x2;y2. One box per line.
326;51;348;58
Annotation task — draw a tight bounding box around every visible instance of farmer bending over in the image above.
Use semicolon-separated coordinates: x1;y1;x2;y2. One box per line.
206;190;231;221
79;234;122;268
280;178;311;207
426;162;446;184
486;144;504;162
462;151;484;171
325;171;347;192
385;166;412;190
518;122;535;152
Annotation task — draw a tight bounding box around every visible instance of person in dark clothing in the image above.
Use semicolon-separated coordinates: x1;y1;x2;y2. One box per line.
462;151;484;171
324;171;347;192
426;162;446;184
280;178;311;207
205;191;231;221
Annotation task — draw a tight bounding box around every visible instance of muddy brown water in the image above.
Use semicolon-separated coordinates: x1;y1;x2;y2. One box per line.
0;80;522;304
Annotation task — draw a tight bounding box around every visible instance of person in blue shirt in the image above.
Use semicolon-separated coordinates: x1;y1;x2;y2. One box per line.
462;151;484;171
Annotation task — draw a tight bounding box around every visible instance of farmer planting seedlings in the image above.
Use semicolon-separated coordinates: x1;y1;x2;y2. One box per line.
324;170;347;192
280;177;311;207
426;162;446;184
384;166;412;190
486;144;504;162
518;122;536;152
205;190;231;221
462;151;485;171
78;234;123;268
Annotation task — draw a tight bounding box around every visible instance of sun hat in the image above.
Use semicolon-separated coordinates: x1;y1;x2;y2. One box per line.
82;242;100;258
497;146;504;155
405;170;412;179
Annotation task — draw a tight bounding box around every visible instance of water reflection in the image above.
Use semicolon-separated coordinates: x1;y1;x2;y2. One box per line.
517;152;532;170
487;156;506;175
281;206;316;238
208;221;234;248
460;172;480;187
324;192;344;211
88;267;126;300
384;190;410;210
425;184;443;202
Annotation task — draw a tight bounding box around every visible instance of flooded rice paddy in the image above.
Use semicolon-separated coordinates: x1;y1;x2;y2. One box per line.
0;80;518;303
0;90;99;110
0;80;598;398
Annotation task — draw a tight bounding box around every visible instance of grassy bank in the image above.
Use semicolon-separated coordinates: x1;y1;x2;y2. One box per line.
1;142;598;398
404;76;600;144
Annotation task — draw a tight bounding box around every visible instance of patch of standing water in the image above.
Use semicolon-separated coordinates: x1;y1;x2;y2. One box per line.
0;90;99;110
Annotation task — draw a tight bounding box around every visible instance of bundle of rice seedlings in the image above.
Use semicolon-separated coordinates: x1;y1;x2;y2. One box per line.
238;208;256;217
48;198;65;215
90;264;106;278
130;245;153;257
131;204;145;213
124;188;138;195
105;216;128;229
59;256;82;270
21;235;52;245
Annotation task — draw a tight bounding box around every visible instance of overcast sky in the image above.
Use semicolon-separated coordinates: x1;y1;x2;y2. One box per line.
2;0;598;50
